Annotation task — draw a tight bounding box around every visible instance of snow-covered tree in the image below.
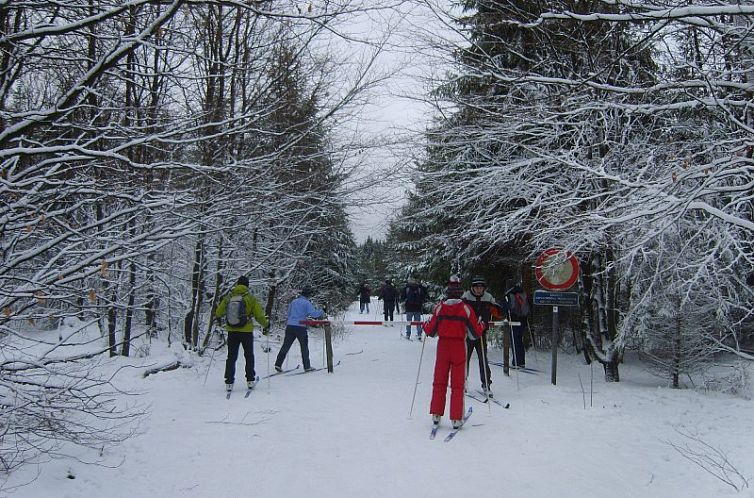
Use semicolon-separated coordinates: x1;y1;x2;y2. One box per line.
0;0;399;473
396;0;754;381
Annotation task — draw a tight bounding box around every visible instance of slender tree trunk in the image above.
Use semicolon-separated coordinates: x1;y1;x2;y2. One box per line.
202;242;224;350
192;253;206;348
122;257;136;357
580;266;595;365
264;271;277;322
107;269;118;357
185;234;205;348
672;297;683;388
144;260;158;337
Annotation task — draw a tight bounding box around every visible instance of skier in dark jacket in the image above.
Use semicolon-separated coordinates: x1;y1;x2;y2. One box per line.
505;283;529;368
461;275;497;396
400;276;427;339
378;279;398;322
357;282;371;313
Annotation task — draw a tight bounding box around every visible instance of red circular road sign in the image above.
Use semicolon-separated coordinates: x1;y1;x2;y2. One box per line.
535;248;579;291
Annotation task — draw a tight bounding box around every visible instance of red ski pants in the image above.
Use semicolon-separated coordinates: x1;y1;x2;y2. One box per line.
430;337;467;420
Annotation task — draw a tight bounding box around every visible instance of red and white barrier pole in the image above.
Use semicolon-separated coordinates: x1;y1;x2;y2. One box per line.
300;320;520;327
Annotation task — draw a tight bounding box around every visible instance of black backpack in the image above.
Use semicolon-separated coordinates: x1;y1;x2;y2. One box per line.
405;285;422;306
226;294;248;326
509;292;529;318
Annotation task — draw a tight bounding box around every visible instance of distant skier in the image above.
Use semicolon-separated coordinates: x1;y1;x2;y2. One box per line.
215;275;269;393
505;283;530;368
400;276;427;340
274;286;326;373
423;276;484;429
378;279;398;322
357;282;371;314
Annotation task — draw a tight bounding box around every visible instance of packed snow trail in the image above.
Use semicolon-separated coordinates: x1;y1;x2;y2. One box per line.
5;299;753;498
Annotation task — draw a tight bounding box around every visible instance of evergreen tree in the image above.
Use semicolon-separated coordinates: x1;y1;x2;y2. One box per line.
396;0;659;380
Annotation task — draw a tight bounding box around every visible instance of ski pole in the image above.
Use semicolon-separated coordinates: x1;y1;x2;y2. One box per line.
408;332;427;418
266;329;271;393
480;332;492;414
508;310;520;391
527;318;537;350
202;329;220;387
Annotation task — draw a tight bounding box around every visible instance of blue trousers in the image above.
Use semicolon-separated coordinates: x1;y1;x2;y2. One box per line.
405;311;422;337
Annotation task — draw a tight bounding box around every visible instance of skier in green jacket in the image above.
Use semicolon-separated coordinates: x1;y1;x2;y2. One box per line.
215;276;269;392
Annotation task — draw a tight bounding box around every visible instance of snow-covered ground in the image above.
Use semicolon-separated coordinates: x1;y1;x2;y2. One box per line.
4;301;754;498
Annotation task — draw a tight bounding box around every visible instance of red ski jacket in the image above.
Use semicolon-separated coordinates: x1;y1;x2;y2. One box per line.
422;298;484;340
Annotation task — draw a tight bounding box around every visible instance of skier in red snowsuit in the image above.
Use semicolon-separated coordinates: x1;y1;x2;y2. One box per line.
423;277;484;428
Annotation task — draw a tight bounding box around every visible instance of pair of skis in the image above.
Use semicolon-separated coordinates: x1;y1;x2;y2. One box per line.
226;366;300;399
490;361;540;374
465;390;510;408
259;365;301;380
286;359;342;375
225;359;342;398
225;375;260;400
430;407;473;442
226;386;254;400
401;334;422;342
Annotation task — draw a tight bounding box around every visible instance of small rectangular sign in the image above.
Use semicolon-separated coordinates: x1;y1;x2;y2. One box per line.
533;290;579;307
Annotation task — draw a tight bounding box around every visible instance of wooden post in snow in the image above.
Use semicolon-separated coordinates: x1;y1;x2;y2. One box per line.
324;322;334;373
503;322;511;376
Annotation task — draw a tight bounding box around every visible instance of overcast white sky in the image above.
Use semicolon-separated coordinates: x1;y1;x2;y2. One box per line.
337;1;459;244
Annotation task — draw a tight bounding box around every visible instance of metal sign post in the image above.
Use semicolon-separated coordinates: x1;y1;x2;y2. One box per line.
534;248;580;386
551;306;558;385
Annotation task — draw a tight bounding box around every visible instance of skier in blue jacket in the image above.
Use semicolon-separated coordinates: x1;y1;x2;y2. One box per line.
274;286;326;372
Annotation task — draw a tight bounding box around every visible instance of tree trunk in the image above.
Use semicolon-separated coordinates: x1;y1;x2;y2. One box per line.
587;252;622;382
144;268;157;337
185;234;205;348
579;267;594;365
672;297;682;388
202;243;224;350
604;358;620;382
121;257;136;357
183;311;194;349
108;285;118;357
264;271;277;322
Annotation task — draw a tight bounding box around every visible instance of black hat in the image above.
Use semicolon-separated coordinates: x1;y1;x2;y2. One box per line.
471;275;487;287
237;276;249;287
301;286;313;297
